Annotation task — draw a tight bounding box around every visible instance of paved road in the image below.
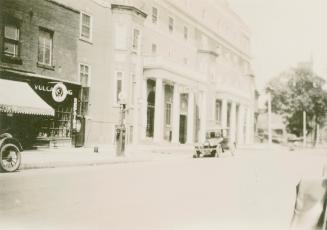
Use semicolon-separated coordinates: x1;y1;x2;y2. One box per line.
0;148;326;230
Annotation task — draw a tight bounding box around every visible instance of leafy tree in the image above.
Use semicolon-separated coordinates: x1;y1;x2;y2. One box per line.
266;66;327;143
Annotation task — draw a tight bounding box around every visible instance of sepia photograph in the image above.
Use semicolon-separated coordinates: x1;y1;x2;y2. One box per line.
0;0;327;229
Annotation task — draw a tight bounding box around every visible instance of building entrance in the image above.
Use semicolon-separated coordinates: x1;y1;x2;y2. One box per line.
146;91;155;137
179;115;187;144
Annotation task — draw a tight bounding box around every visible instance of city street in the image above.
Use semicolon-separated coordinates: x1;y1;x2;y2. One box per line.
1;147;327;230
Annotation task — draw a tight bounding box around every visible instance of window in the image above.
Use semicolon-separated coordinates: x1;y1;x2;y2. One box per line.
79;64;91;116
38;29;53;66
131;74;136;105
152;7;158;24
132;29;140;50
115;72;123;103
151;43;157;55
3;24;20;57
80;12;92;41
215;99;222;123
168;17;174;33
49;106;72;138
115;25;127;50
165;102;172;126
184;26;188;40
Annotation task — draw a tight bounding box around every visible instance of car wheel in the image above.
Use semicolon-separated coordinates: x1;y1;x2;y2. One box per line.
0;143;21;172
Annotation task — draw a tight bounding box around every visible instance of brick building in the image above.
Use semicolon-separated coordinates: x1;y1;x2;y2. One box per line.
0;0;81;148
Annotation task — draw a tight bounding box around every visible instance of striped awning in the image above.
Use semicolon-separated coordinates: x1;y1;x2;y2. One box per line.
0;79;54;116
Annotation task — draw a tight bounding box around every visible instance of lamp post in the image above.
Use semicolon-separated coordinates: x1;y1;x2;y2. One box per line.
116;93;127;157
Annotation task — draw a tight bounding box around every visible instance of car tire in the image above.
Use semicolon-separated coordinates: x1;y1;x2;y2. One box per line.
0;143;21;173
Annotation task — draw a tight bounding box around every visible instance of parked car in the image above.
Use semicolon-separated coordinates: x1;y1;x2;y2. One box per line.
193;128;236;158
0;129;23;172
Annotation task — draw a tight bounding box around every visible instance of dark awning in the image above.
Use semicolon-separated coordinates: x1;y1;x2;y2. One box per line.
0;79;54;116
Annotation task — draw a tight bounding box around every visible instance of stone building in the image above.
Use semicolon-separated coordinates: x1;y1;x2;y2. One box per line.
110;0;256;147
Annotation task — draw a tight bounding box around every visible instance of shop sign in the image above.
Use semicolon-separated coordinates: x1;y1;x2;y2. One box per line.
33;82;73;103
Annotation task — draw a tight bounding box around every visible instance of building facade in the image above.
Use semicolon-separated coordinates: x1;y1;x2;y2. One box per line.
0;0;81;148
0;0;256;150
110;0;256;147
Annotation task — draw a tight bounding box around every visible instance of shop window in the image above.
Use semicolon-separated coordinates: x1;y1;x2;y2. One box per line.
152;7;158;24
168;17;174;33
132;29;140;51
50;106;72;138
80;64;90;116
38;28;53;66
80;12;92;41
3;24;20;57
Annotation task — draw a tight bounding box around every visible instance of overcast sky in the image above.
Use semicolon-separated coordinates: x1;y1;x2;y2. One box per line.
228;0;327;90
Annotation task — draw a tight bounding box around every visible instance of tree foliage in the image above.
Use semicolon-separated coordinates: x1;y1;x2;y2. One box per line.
266;66;327;137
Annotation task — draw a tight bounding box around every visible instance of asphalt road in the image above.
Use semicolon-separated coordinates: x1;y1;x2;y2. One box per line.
1;148;326;230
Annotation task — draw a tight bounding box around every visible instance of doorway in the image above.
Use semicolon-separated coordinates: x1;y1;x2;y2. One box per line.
146;91;155;137
179;115;187;144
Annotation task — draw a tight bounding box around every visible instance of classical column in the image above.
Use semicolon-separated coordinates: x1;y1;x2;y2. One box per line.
245;107;252;144
186;91;194;144
237;104;245;145
229;102;237;143
172;84;180;143
141;78;148;139
246;107;255;144
154;78;164;142
221;99;228;129
199;91;207;142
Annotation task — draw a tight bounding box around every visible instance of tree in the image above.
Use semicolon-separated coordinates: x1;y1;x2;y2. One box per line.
266;65;327;144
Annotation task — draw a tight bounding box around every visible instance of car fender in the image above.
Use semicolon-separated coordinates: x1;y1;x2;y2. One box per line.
0;137;23;152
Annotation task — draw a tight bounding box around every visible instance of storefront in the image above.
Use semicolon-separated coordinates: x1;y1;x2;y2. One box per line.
0;77;81;149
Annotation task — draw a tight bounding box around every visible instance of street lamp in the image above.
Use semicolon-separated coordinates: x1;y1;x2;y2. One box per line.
116;92;127;156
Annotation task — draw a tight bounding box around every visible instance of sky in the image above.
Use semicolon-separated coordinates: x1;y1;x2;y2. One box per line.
228;0;327;90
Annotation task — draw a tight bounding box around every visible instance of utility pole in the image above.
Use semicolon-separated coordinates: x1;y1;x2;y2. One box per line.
303;111;306;148
268;92;272;144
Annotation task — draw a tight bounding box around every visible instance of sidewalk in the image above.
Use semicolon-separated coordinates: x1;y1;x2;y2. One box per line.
20;144;192;170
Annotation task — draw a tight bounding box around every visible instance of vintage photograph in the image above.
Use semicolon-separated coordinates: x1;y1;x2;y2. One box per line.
0;0;327;229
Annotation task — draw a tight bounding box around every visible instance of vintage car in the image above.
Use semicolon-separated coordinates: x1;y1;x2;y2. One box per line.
193;128;236;158
0;130;23;172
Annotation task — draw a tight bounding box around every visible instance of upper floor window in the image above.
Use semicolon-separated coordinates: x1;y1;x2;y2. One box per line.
38;29;53;66
80;12;92;41
151;43;157;55
115;71;123;104
168;17;174;33
132;29;140;50
3;24;20;57
152;7;158;24
215;99;222;123
184;26;188;40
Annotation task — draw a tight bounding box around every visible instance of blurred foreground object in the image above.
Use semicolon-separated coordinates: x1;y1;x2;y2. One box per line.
290;177;327;230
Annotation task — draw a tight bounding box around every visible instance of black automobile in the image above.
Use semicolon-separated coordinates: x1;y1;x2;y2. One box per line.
0;129;23;172
193;128;236;158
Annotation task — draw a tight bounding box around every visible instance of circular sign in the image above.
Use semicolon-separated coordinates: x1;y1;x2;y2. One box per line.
52;83;68;102
118;92;127;105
